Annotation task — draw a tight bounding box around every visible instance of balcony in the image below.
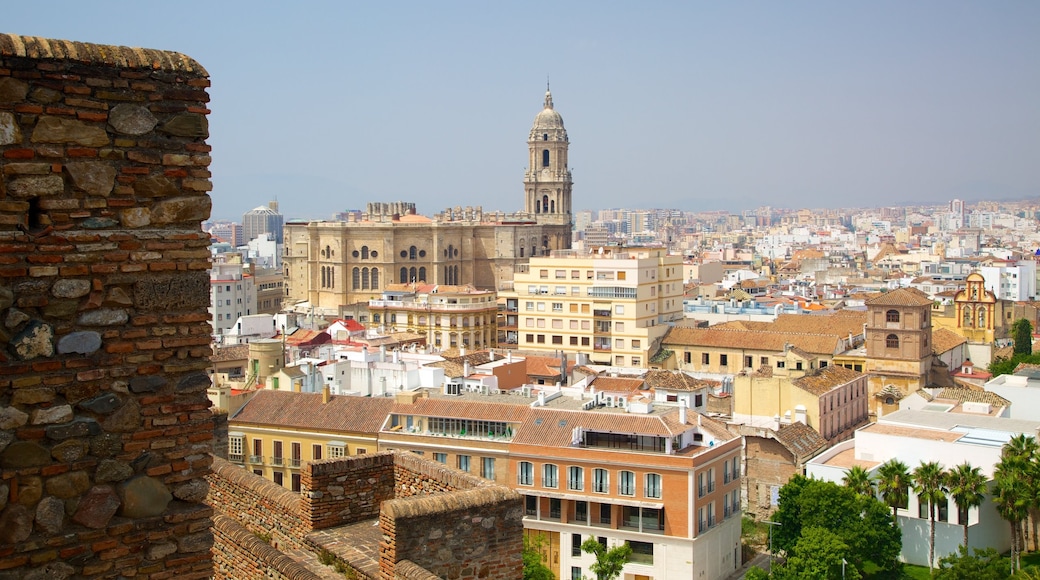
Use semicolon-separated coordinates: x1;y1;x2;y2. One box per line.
593;309;611;318
270;456;284;466
229;454;244;463
249;455;263;464
289;458;301;468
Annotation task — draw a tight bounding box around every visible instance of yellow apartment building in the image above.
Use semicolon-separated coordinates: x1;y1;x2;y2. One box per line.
368;283;499;351
505;246;684;367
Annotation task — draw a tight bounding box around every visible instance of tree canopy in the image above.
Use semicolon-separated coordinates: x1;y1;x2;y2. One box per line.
1013;318;1033;356
580;537;632;580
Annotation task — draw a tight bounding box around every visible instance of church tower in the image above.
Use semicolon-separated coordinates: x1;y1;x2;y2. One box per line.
525;87;573;226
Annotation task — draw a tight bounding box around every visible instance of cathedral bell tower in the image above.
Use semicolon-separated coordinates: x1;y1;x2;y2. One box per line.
525;87;573;226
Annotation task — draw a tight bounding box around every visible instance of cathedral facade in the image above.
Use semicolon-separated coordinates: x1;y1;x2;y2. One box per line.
283;89;574;313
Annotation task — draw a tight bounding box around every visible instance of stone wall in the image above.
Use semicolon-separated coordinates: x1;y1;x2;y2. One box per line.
302;452;397;530
212;514;322;580
207;457;308;550
0;34;213;578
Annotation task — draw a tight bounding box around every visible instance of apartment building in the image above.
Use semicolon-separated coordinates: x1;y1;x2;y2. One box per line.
209;261;257;336
369;283;499;351
506;246;684;367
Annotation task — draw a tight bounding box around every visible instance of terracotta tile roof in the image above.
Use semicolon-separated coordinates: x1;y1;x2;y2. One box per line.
791;365;863;395
212;344;248;363
865;287;934;307
512;407;736;448
934;387;1009;407
931;328;967;355
589;376;646;393
525;355;570;379
774;422;828;460
643;370;717;392
663;326;844;356
231;390;395;434
427;351;495;377
285;329;330;347
393;398;531;423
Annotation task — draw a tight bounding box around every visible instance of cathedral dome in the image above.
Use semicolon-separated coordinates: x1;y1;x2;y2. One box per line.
532;89;565;130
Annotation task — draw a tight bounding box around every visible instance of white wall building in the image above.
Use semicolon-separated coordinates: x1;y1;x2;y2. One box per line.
210;262;257;337
980;262;1037;301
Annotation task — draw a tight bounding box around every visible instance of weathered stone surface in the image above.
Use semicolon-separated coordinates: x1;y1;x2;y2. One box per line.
46;471;91;500
12;388;55;405
52;279;91;299
176;530;213;553
31;404;73;425
131;451;162;474
90;433;123;457
160;113;208;137
133;175;178;198
0;483;7;510
135;272;210;310
172;479;208;503
150;196;212;225
96;459;133;483
0;505;33;543
0;77;29;102
120;207;151;228
29;86;62;104
108;104;157;135
78;392;121;414
0;432;12;455
81;217;118;229
51;440;88;463
24;562;75;580
177;372;211;393
57;331;102;355
11;320;54;360
45;418;101;441
5;308;29;329
104;287;133;306
129;375;168;394
35;496;65;535
32;116;109;146
77;308;128;326
0;407;29;430
0;286;13;311
14;476;42;507
1;441;50;468
146;541;178;561
7;174;64;198
0;112;21;145
119;475;172;518
65;162;116;196
41;299;78;319
101;398;140;433
72;485;120;529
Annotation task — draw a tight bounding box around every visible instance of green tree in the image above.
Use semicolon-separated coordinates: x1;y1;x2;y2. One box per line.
773;526;860;580
1006;434;1040;552
1013;319;1034;356
744;566;769;580
946;462;988;549
842;465;875;498
580;537;632;580
989;353;1040;378
877;459;912;524
912;460;947;572
935;545;1010;580
522;534;555;580
996;435;1038;570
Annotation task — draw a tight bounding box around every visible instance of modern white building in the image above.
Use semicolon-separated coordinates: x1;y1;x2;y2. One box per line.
243;201;284;243
210;262;257;337
980;261;1037;301
806;407;1039;566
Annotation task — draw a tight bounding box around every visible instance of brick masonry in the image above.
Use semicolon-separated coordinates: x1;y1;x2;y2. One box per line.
0;34;214;578
208;452;523;580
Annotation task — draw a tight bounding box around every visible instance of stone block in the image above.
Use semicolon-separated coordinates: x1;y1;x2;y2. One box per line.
108;104;158;135
72;485;120;529
65;162;116;196
1;440;50;468
118;475;172;518
31;116;109;147
134;272;209;311
57;331;102;355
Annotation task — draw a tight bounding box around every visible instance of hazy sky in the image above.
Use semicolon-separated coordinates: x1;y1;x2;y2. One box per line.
6;1;1039;221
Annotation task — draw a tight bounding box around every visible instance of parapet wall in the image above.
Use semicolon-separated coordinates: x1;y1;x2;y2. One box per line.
0;34;213;578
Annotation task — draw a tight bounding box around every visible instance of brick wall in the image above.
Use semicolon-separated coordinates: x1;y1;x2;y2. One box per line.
744;436;798;519
207;457;309;551
302;452;397;530
212;514;322;580
0;34;213;578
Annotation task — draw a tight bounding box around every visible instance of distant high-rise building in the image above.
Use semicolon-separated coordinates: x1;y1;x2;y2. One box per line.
243;201;284;243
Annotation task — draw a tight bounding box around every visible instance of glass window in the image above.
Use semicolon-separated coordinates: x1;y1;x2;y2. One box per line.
433;453;447;464
481;457;495;480
629;541;654;565
519;461;534;486
568;466;584;491
543;464;559;488
645;473;662;499
619;470;635;496
229;435;243;461
571;534;582;557
457;455;470;472
593;468;609;493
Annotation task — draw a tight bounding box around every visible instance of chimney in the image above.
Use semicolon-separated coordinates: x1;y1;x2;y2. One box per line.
322;385;331;404
463;360;471;378
507;351;513;364
379;345;386;362
392;349;400;364
460;346;467;357
679;399;687;424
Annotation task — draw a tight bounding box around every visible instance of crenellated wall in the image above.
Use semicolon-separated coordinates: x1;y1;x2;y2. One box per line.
0;34;214;578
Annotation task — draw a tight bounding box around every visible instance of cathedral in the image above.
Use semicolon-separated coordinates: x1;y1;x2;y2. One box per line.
283;89;574;313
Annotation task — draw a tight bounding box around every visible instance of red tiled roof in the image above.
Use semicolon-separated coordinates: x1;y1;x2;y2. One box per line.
231;390;395;434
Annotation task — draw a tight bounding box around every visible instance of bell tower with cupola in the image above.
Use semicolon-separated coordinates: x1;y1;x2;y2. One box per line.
525;86;573;226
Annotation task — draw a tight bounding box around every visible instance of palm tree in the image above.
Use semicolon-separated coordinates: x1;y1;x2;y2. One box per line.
912;460;947;571
1003;434;1040;551
842;465;875;498
945;462;987;549
877;459;912;525
995;453;1030;572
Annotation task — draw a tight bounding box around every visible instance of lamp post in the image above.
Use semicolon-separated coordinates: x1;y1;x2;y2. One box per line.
842;557;847;580
763;520;781;573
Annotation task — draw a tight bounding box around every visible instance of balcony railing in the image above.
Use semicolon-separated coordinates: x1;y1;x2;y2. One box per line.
229;454;244;463
249;455;263;464
270;456;284;466
289;458;301;468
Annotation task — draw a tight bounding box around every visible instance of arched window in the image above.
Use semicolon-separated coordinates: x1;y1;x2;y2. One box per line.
352;267;360;290
409;245;417;260
550;199;555;213
361;268;369;290
321;266;326;288
329;267;334;289
361;246;369;260
543;133;548;141
400;267;408;284
371;268;379;289
978;306;987;328
409;267;417;283
885;334;899;348
542;195;549;213
886;309;900;323
962;305;973;327
542;149;550;167
454;265;459;285
419;266;426;282
519;247;524;257
884;396;895;405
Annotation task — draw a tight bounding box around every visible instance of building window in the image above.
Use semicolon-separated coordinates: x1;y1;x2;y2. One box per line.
619;470;635;496
229;434;244;462
629;541;654;565
291;473;301;492
702;352;709;365
568;466;584;491
645;473;662;499
273;471;283;487
458;455;470;472
272;441;283;466
312;444;322;461
593;468;609;493
886;309;900;323
720;354;728;367
571;534;583;557
526;494;537;516
550;498;561;519
434;453;447;464
886;334;899;348
543;464;559;488
519;461;534;486
599;504;611;525
575;500;588;523
481;457;495;480
328;442;346;458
